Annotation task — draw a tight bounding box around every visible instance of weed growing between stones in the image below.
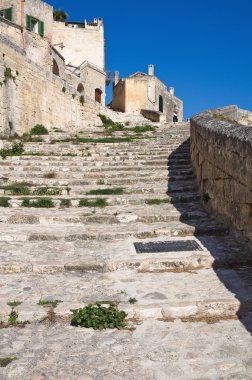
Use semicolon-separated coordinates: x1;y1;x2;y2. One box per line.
97;179;105;185
0;142;24;159
22;198;54;208
38;299;63;308
128;298;137;304
0;197;11;207
132;125;155;133
7;301;22;307
44;172;56;179
0;308;29;329
0;182;31;195
146;198;171;205
33;187;62;196
213;113;239;124
60;199;71;208
86;187;123;195
0;356;17;367
30;124;49;135
71;301;127;330
79;95;85;105
3;67;16;84
79;198;108;208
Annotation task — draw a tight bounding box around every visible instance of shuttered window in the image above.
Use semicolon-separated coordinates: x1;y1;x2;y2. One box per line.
0;7;13;21
38;20;44;37
26;15;44;37
26;14;32;30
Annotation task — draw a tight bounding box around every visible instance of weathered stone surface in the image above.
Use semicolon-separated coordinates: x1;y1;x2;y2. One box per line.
191;106;252;246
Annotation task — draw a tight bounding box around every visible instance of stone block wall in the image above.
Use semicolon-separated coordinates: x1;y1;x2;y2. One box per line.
190;106;252;246
0;32;100;136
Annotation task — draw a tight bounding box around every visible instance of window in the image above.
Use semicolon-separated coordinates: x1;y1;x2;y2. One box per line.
95;88;102;103
0;7;12;21
26;15;44;37
159;95;163;113
52;59;60;76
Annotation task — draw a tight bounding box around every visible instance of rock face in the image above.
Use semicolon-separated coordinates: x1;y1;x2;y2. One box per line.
0;119;252;379
190;105;252;249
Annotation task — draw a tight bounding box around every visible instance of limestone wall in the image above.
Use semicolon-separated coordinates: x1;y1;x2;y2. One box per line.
0;34;101;137
190;106;252;246
52;21;104;68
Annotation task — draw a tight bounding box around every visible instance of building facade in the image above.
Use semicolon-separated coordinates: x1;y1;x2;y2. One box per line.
0;0;106;106
111;65;183;122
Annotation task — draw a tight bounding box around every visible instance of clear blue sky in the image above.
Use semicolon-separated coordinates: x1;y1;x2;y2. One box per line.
47;0;252;118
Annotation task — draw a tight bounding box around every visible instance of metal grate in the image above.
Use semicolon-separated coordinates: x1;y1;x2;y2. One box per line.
134;240;203;254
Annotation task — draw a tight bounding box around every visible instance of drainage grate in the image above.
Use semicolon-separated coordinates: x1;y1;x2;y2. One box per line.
134;240;203;254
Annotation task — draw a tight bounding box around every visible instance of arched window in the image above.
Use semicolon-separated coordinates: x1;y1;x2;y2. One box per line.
95;88;102;104
52;59;60;76
77;83;84;94
159;95;163;113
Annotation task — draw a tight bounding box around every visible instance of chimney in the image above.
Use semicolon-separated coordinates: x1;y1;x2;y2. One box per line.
170;87;174;95
114;71;119;86
148;64;154;76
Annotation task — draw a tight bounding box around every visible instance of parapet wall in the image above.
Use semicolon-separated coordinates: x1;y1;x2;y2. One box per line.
190;106;252;246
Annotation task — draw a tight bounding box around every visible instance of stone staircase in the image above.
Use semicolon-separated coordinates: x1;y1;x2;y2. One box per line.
1;121;252;379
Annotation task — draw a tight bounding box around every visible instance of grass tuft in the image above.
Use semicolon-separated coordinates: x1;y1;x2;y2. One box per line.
79;198;108;208
86;187;123;196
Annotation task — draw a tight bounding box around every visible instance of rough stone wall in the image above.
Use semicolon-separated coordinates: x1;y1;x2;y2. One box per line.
0;35;101;136
80;62;105;106
112;74;183;122
111;81;125;112
190;106;252;246
52;21;104;69
125;77;148;114
0;0;53;40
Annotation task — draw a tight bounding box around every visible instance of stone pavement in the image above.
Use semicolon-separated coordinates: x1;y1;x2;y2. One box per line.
0;120;252;379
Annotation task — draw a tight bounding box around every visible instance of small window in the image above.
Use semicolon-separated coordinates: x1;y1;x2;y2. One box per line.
26;15;44;37
52;59;60;76
95;88;102;104
0;7;12;21
77;83;84;94
159;95;163;113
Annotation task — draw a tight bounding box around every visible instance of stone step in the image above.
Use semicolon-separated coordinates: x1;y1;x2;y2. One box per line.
0;219;229;243
4;191;201;207
0;235;251;275
0;268;251;323
0;202;209;225
3;173;195;185
0;182;197;197
0;157;191;169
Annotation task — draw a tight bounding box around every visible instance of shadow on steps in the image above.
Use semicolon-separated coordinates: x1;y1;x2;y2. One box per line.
167;138;252;335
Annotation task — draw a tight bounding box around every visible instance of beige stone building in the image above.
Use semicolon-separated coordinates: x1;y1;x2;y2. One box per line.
111;65;183;122
0;0;106;106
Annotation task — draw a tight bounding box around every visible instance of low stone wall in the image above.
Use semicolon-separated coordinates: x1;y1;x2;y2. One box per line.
190;106;252;246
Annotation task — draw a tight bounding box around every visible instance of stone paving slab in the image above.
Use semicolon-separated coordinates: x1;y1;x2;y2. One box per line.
0;267;252;321
0;319;252;380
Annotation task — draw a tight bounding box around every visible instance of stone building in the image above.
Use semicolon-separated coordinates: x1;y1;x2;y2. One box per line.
0;0;106;106
111;65;183;122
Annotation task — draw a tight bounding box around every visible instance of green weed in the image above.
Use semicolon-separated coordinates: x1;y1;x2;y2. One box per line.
71;302;127;330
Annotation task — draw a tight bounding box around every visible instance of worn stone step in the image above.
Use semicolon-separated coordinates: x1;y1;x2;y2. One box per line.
3;173;195;186
0;234;251;275
0;268;251;323
0;203;210;225
0;219;229;243
4;191;201;207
